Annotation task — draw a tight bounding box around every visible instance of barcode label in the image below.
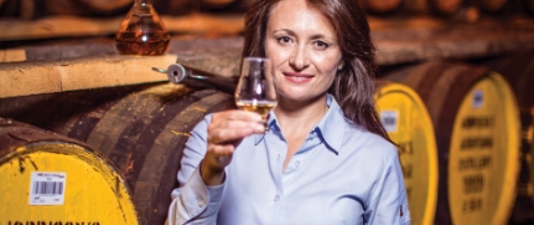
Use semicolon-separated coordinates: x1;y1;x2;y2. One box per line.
380;110;399;133
33;181;64;195
29;172;66;205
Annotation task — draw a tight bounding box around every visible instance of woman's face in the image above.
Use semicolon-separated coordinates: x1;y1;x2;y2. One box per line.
265;0;343;104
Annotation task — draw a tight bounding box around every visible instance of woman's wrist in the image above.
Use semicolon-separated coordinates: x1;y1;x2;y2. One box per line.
200;160;225;186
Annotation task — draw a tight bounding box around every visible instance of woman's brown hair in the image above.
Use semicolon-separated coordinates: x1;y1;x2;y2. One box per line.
242;0;390;140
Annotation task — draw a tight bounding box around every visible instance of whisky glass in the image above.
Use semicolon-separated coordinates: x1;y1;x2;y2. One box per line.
235;57;277;131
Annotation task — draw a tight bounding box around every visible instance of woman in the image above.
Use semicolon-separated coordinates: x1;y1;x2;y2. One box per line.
168;0;410;224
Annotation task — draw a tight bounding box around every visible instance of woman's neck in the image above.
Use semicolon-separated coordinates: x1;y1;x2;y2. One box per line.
274;94;329;172
274;94;329;136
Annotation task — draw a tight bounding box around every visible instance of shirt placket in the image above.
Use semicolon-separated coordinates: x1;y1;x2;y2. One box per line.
264;126;287;225
282;131;320;184
268;129;323;224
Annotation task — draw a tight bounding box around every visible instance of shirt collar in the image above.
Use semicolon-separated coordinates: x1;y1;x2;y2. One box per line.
254;94;347;154
314;94;346;154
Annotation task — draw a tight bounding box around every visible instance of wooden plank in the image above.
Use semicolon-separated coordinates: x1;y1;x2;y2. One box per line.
370;16;534;65
375;32;534;65
0;37;243;99
0;54;176;98
0;49;26;62
0;13;244;41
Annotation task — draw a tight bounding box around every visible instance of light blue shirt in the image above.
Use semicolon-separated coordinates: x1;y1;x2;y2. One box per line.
168;94;411;225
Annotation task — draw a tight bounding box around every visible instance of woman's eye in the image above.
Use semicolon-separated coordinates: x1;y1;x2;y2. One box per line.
314;41;330;49
276;36;292;44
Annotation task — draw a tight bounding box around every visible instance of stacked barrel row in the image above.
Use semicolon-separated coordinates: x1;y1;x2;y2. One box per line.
0;52;533;225
475;51;534;224
361;0;534;15
0;0;252;18
1;0;534;19
0;84;238;225
378;61;515;225
374;50;534;225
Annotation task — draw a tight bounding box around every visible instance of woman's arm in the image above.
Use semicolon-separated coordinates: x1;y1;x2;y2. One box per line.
168;111;265;224
365;146;411;225
168;116;222;225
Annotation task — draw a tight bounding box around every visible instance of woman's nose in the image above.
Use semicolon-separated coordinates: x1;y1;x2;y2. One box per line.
289;45;310;71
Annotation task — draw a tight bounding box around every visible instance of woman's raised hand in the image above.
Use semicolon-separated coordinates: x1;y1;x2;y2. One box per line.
200;110;266;186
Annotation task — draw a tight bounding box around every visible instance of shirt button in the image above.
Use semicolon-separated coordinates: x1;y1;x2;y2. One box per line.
295;160;301;168
198;200;205;207
274;195;280;202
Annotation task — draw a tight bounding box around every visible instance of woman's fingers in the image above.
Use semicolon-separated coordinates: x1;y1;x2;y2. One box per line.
207;123;262;144
201;110;266;182
208;110;265;144
213;110;263;123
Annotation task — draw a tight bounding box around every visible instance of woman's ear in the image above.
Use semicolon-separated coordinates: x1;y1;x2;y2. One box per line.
337;63;344;71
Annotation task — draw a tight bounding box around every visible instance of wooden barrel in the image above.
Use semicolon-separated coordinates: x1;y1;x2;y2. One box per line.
384;61;521;225
0;118;139;225
527;0;534;15
374;81;439;225
404;0;463;15
200;0;237;9
475;51;534;223
38;0;193;18
17;0;133;18
361;0;403;13
475;0;508;13
46;0;133;16
0;0;20;17
0;83;236;225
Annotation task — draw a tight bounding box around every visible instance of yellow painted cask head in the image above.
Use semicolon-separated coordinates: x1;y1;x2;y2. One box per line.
375;80;439;225
476;51;534;221
0;118;139;225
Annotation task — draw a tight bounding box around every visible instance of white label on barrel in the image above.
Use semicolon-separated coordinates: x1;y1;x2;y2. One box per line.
29;172;66;205
472;90;484;109
380;110;399;133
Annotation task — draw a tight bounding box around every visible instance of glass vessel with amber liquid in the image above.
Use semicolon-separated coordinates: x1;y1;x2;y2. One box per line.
235;57;278;131
115;0;170;55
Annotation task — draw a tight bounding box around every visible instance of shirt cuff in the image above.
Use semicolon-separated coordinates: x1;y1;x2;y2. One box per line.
179;166;225;218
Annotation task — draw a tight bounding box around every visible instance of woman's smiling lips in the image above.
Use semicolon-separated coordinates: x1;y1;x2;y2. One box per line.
283;72;314;84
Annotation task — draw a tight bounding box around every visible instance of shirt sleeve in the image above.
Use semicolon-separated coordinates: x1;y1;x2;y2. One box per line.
167;115;225;225
365;146;411;225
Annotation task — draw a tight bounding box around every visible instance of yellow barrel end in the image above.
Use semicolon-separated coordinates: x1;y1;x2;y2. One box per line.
447;72;521;225
0;141;139;224
375;81;439;225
